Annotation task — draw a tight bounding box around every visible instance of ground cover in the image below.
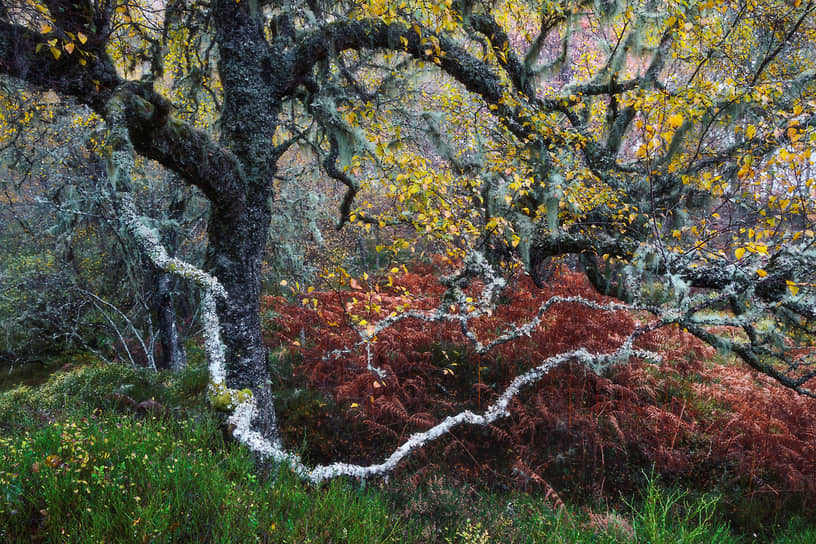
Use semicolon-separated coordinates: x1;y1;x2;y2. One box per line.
2;265;815;542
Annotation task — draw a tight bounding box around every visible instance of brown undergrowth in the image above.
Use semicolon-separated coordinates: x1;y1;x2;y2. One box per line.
262;262;816;526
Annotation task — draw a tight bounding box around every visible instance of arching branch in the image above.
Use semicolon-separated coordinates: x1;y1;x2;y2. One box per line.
0;21;247;209
286;18;539;141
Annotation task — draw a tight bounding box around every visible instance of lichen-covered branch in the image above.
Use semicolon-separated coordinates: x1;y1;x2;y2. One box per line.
230;343;649;484
102;92;230;394
328;252;656;366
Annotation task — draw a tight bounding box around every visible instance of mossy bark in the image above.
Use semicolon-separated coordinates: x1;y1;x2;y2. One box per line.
204;0;287;442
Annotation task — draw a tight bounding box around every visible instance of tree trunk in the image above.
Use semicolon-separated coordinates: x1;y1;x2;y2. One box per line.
155;271;187;371
207;195;279;442
155;188;188;372
207;0;288;443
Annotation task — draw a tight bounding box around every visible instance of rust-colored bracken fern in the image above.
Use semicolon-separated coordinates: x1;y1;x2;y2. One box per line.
262;261;816;511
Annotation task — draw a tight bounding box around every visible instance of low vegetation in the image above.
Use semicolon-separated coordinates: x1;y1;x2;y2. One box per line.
267;264;816;534
2;264;816;542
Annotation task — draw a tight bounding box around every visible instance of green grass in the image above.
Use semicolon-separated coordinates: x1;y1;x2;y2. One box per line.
0;396;399;542
0;360;814;543
626;473;731;544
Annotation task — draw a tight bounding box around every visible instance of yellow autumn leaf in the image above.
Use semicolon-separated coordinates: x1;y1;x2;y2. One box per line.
787;280;800;296
77;32;87;44
756;269;767;278
735;247;746;259
64;42;75;54
40;24;53;34
668;113;683;129
745;125;757;139
50;47;61;60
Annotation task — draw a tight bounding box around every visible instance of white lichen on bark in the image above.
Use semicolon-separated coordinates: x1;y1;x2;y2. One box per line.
326;251;654;370
229;342;654;483
103;93;228;388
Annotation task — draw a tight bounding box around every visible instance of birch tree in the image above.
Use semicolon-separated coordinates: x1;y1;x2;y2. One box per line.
1;0;815;471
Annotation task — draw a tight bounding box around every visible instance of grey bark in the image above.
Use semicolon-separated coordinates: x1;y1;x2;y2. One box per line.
155;271;187;371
